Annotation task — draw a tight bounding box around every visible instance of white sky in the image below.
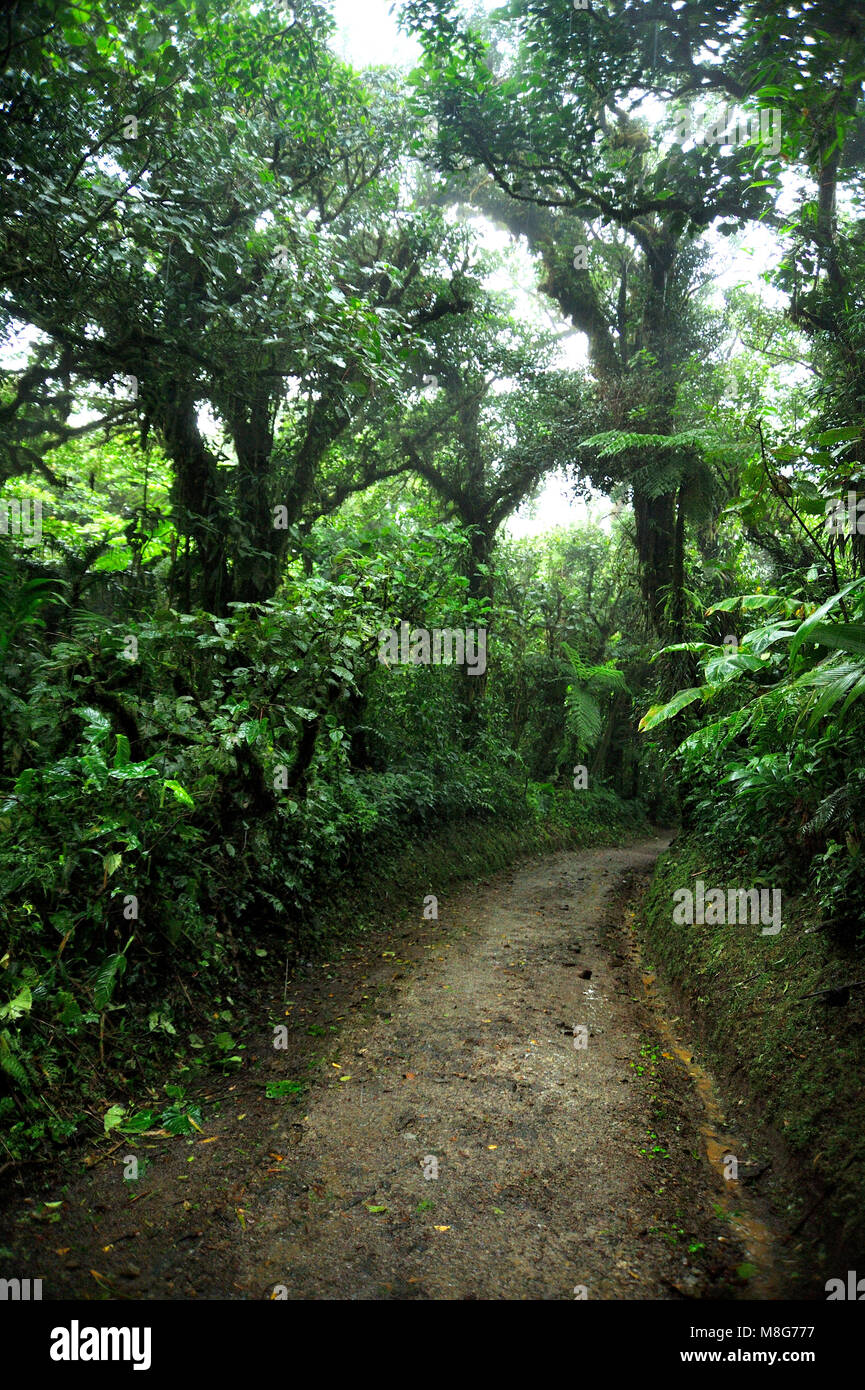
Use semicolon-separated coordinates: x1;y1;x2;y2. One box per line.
328;1;795;538
330;0;420;67
329;0;592;534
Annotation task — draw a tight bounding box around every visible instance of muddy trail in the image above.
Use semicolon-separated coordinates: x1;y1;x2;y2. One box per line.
3;837;809;1300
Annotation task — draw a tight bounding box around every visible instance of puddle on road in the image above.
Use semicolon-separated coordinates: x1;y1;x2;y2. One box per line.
639;965;780;1298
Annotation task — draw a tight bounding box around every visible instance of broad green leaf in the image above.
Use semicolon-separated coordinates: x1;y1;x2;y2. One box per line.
0;986;33;1022
104;1104;126;1133
639;688;703;732
163;779;194;807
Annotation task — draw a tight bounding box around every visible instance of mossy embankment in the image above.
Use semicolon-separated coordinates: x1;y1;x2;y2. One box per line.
639;835;865;1268
307;787;650;953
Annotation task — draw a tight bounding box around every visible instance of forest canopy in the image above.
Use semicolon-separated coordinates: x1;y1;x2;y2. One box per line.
1;0;865;1256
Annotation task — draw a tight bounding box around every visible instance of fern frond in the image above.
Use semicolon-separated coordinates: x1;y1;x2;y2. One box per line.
578;428;711;457
565;686;602;752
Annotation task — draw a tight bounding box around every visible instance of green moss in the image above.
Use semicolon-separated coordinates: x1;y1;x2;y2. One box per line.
313;791;648;951
641;835;865;1261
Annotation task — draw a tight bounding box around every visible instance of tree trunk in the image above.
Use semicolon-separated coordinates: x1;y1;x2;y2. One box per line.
159;388;229;615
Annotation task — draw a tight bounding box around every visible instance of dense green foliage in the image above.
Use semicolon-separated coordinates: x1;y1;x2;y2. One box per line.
1;0;864;1208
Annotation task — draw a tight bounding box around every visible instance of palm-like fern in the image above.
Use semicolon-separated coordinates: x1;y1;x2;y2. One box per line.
0;544;61;658
578;428;715;458
804;769;865;837
562;643;629;754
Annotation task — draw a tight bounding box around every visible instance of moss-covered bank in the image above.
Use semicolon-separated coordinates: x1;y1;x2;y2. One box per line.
640;835;865;1267
306;787;649;952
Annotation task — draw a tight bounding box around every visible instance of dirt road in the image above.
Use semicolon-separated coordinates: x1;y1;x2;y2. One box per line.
5;837;798;1300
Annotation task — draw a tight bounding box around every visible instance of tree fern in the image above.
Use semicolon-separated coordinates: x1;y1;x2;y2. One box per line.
561;644;628;753
565;685;602;751
578;428;713;458
0;544;61;658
